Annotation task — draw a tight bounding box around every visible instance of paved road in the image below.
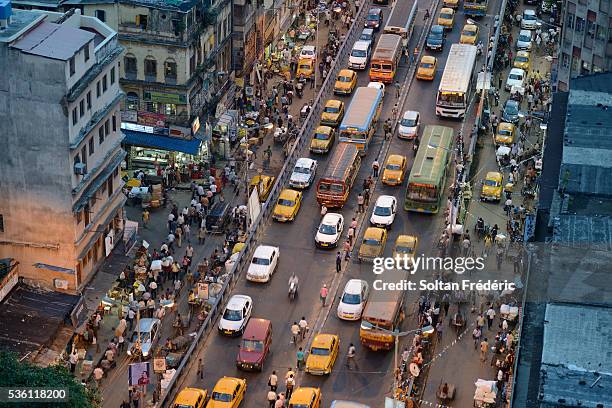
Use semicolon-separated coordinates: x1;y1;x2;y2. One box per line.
171;0;504;405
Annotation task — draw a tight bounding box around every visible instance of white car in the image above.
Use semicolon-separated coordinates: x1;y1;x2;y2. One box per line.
246;245;279;282
398;110;420;139
505;68;526;91
218;295;253;336
516;29;533;50
521;9;539;30
348;40;371;70
300;45;317;60
337;279;370;321
367;81;385;97
289;157;317;189
370;195;397;228
315;213;344;248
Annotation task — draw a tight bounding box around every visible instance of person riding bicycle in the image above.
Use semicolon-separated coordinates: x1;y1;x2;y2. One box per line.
288;274;299;293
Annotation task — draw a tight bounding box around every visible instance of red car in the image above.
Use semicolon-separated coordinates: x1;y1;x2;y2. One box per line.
236;318;272;371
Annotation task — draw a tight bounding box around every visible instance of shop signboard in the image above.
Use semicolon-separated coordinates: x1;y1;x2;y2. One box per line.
122;110;138;123
153;357;166;373
169;125;191;140
138;111;166;127
143;91;187;105
128;362;150;386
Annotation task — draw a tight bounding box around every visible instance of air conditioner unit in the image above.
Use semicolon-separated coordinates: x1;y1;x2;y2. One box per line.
54;279;69;290
74;162;87;175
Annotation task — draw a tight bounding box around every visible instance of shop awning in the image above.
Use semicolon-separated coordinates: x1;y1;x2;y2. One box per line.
122;129;201;155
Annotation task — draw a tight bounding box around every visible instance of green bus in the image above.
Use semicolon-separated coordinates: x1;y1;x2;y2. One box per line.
404;125;453;213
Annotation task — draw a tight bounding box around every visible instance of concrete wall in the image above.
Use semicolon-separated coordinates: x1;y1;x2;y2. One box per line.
0;48;78;290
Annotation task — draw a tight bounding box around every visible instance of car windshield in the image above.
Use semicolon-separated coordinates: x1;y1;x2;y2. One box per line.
420;62;434;69
484;179;499;187
278;199;295;206
324;106;339;113
386;163;401;171
352;49;367;57
314;132;330;140
299;64;311;70
505;103;518;115
516;56;528;62
360;34;372;41
252;256;270;266
223;308;242;321
396;245;414;254
338;75;352;82
241;339;264;352
440;12;452;19
519;34;530;41
374;206;392;216
499;129;512;136
401;118;417;127
509;73;522;80
318;182;343;193
462;29;476;35
367;14;378;20
319;224;337;235
432;26;444;35
302;49;314;56
130;331;151;343
524;13;536;20
342;293;361;305
310;347;331;356
294;166;310;174
363;238;381;246
212;393;232;402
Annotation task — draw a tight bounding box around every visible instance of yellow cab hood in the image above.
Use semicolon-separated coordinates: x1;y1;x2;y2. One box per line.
321;111;339;122
482;185;500;196
207;400;232;408
360;244;381;258
311;138;331;149
306;354;330;371
383;169;402;181
274;205;294;218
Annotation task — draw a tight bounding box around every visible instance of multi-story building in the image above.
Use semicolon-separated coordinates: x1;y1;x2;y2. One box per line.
232;0;262;78
557;0;612;91
0;3;125;293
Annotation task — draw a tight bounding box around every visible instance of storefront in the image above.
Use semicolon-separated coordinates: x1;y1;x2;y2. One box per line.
211;110;239;160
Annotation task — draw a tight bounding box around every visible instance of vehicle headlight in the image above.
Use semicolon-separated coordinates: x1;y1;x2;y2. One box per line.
143;351;149;357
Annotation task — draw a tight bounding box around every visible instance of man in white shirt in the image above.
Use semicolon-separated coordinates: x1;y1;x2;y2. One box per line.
210;183;217;194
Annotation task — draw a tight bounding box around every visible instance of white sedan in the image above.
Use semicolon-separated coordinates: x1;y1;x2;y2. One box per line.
289;157;318;189
337;279;370;321
370;195;397;228
218;295;253;336
315;213;344;248
300;45;317;60
246;245;279;282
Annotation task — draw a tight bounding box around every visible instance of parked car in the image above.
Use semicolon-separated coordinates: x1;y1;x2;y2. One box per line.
365;8;383;30
218;295;253;336
127;318;161;359
249;175;275;202
315;213;344;248
426;25;446;51
398;110;420;139
516;29;533;50
337;279;369;321
370;195;397;228
205;201;231;234
521;9;539;30
246;245;279;282
289;158;318;189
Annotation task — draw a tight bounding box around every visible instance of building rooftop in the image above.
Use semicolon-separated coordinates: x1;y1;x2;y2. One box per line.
63;0;201;12
540;303;612;407
11;20;94;60
0;9;44;42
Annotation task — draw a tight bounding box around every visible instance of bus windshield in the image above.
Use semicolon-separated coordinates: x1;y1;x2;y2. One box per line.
437;92;465;106
341;130;366;140
407;184;438;202
381;64;393;71
318;182;344;193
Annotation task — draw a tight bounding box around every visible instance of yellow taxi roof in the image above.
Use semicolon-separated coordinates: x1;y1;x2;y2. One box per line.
396;235;417;246
338;69;355;77
279;189;300;200
498;122;515;131
174;388;207;405
311;334;338;348
250;175;272;185
486;171;502;180
364;227;386;240
387;154;405;165
420;56;436;64
316;125;334;133
516;50;530;58
290;387;320;403
440;7;454;13
463;24;477;32
298;57;314;64
325;99;343;108
213;377;244;393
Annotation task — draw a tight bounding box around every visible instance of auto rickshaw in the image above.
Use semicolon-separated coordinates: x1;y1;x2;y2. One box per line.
436;380;456;404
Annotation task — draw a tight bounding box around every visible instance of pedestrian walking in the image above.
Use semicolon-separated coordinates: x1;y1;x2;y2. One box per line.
477;313;485;330
93;365;104;388
268;371;278;391
357;193;365;213
267;390;277;408
486;306;496;330
285;374;295;400
320;284;328;306
480;338;489;362
297;347;305;369
343;240;351;261
435;321;443;341
142;209;150;228
298;317;308;341
346;343;357;369
372;158;380;177
336;251;342;273
347;227;355;246
275;396;284;408
131;388;141;408
394;80;401;99
69;349;78;373
472;327;482;350
290;322;300;344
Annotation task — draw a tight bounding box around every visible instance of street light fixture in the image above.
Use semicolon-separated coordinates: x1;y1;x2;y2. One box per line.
360;321;434;407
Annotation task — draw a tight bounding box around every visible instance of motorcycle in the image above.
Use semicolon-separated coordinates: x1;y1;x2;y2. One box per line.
289;280;298;300
295;81;304;98
274;126;288;144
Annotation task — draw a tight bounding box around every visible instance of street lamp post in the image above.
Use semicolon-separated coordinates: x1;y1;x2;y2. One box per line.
361;321;434;407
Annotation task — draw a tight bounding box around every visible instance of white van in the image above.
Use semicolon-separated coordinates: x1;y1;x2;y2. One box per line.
348;41;372;70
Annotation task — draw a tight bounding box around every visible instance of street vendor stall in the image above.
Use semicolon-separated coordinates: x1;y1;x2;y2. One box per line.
474;379;497;407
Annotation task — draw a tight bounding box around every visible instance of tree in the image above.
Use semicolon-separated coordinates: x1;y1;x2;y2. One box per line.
0;352;101;407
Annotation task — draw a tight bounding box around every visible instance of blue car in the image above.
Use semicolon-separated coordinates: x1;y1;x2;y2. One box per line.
502;99;520;124
426;25;445;51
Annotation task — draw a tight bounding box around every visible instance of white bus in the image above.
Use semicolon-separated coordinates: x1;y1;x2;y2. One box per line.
435;44;478;119
383;0;417;40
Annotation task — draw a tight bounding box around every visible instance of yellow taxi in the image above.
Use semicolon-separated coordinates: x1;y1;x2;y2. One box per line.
173;387;207;408
310;126;335;154
272;189;302;222
334;69;358;95
393;235;419;262
481;172;503;202
416;55;437;81
249;175;275;202
305;334;339;375
495;122;516;145
320;99;345;127
208;377;246;408
288;388;321;408
297;58;315;80
443;0;459;8
460;24;479;45
382;154;407;186
358;227;387;262
513;50;531;71
437;8;455;30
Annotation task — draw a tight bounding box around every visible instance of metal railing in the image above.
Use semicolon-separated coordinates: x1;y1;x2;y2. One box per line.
157;4;370;406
